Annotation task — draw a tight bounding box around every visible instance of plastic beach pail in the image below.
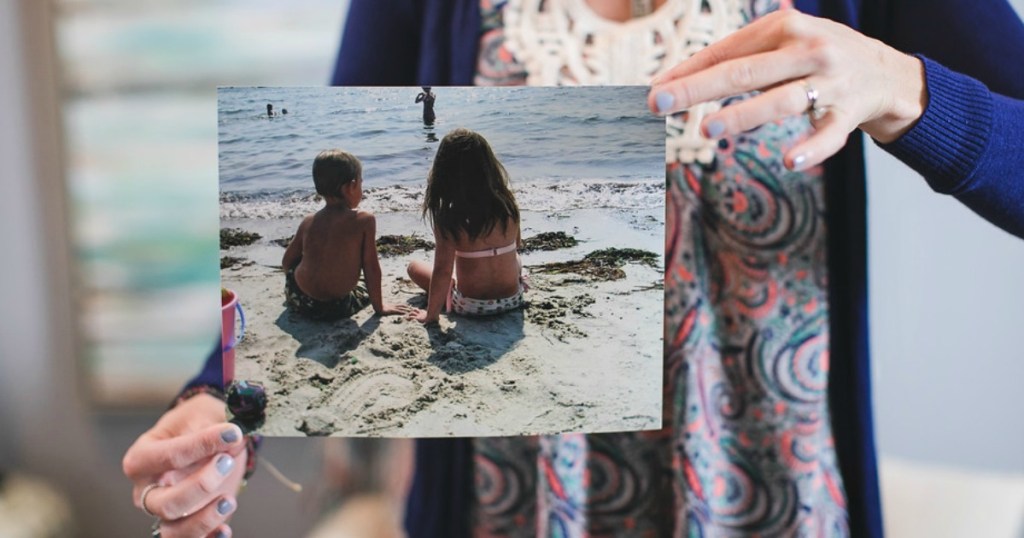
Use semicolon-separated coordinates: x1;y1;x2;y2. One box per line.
221;288;245;385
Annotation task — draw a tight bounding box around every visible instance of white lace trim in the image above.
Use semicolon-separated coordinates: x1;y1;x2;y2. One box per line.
503;0;746;164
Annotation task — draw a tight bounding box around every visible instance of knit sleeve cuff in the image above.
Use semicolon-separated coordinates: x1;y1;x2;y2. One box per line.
876;55;995;195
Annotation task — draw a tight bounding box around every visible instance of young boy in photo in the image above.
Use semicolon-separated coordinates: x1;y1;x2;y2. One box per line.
282;149;408;320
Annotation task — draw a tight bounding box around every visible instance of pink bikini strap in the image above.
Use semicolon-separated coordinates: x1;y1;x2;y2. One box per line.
454;241;518;259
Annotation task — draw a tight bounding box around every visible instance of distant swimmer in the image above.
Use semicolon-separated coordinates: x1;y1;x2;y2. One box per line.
415;86;435;125
282;108;288;115
266;103;277;117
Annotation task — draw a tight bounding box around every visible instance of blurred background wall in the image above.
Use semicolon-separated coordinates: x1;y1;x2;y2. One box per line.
0;0;1021;536
0;1;350;535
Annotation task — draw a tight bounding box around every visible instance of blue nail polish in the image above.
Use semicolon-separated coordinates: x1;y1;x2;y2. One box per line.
217;499;234;515
216;454;234;476
216;532;228;538
655;92;675;114
705;121;726;138
220;427;239;444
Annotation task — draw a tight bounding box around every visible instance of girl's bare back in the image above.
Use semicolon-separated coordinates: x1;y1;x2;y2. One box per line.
450;217;521;300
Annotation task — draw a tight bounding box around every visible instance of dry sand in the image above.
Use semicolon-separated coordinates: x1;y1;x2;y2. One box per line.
222;208;663;437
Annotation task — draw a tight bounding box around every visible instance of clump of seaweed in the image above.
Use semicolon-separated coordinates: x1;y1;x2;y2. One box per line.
221;228;262;249
221;256;247;269
584;248;659;268
521;231;579;253
376;235;435;257
530;248;660;282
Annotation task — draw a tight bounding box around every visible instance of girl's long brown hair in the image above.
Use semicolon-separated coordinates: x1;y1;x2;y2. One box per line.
423;128;520;241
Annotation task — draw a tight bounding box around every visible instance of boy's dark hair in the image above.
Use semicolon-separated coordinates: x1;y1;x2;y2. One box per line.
312;149;361;198
423;128;519;241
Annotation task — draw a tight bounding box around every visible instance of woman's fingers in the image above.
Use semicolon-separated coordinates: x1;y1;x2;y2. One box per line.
208;526;232;538
124;423;243;480
137;453;236;520
156;496;237;538
649;9;795;86
700;78;830;137
785;108;857;171
650;45;822;115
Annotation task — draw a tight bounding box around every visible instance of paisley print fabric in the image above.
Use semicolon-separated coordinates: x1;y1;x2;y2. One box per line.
472;1;848;535
475;0;529;86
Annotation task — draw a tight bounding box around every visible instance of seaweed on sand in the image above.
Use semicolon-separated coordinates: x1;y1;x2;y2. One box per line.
520;231;579;253
376;235;435;257
530;248;660;282
221;228;262;249
221;256;248;269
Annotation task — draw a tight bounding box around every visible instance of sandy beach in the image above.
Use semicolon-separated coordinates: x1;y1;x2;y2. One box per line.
222;204;664;437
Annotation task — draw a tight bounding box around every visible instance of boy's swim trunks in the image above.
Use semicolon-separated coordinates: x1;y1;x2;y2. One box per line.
285;266;370;320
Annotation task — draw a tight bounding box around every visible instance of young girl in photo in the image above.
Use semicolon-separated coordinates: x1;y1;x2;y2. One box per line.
406;128;527;323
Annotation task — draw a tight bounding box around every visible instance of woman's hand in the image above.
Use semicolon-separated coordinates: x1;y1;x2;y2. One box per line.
648;9;926;171
123;393;248;538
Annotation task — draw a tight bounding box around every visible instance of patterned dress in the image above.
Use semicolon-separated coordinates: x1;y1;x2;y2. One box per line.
471;0;848;535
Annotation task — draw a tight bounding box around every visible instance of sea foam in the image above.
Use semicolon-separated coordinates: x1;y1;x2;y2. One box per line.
220;178;664;219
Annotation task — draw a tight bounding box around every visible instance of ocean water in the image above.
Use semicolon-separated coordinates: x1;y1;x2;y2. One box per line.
218;86;665;217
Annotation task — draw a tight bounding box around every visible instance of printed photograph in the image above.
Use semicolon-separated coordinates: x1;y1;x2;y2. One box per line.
218;86;665;437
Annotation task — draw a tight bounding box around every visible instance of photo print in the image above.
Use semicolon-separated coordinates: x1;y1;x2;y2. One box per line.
218;86;665;437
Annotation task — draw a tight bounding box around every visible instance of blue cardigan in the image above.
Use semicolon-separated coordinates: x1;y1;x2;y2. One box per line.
191;2;1024;536
332;1;1024;536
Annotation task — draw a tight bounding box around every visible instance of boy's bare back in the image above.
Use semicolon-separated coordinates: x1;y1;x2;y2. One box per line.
285;205;374;301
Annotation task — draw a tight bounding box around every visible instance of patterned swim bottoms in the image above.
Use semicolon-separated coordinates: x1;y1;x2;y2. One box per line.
446;279;526;316
285;267;370;321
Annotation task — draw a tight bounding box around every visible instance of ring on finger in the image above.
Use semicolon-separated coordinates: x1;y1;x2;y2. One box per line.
140;482;164;518
801;81;827;120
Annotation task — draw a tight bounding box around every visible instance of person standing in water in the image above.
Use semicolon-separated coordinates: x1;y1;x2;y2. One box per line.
415;86;435;125
266;103;276;117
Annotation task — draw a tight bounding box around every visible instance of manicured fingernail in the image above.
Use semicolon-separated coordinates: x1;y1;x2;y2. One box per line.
791;154;808;171
216;454;235;476
217;498;235;515
216;532;229;538
705;120;725;138
655;92;675;114
220;427;240;444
